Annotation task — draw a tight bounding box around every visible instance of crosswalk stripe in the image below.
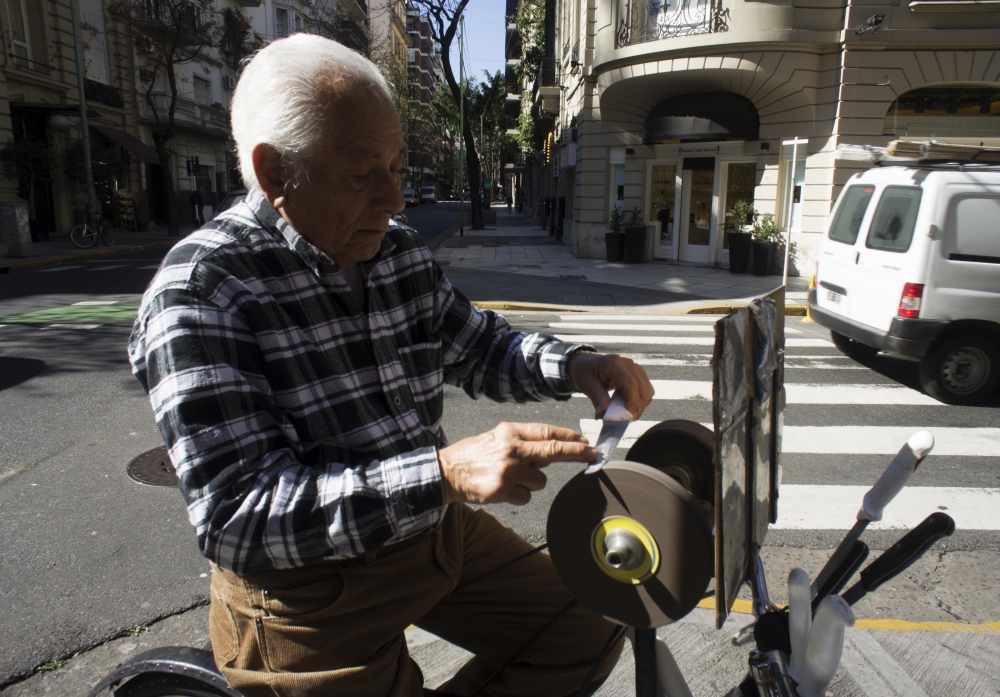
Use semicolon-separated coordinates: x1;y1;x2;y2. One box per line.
138;264;161;270
42;324;101;330
775;485;1000;530
555;335;832;347
550;322;801;334
72;301;119;306
618;353;862;369
87;265;129;271
558;314;720;322
579;420;1000;456
572;380;941;405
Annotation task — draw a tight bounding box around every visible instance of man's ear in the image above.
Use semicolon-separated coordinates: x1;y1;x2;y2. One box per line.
252;143;287;208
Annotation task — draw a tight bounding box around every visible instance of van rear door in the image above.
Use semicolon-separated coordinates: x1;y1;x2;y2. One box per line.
815;184;877;320
850;186;925;332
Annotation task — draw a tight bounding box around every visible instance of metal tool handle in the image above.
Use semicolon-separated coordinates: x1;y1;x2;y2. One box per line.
859;431;934;522
843;512;955;605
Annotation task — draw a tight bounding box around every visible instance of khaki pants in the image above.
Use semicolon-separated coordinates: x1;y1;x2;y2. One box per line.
210;503;623;697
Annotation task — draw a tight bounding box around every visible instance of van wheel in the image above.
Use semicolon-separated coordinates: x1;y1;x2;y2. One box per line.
831;331;879;360
919;336;1000;405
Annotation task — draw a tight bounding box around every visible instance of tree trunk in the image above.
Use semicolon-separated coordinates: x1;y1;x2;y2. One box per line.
156;143;180;237
462;118;484;229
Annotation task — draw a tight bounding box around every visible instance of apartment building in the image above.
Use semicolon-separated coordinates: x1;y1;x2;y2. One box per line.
511;0;1000;275
1;0;154;238
406;5;452;194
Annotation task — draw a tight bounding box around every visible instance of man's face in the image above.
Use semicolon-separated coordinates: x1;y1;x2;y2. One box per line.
278;80;406;268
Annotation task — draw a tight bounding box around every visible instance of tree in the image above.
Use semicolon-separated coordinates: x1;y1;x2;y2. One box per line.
103;0;247;236
409;0;486;228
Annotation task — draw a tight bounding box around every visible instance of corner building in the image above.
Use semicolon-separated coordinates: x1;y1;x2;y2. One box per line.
541;0;1000;274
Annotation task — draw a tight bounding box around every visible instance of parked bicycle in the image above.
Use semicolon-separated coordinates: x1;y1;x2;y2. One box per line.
70;211;116;249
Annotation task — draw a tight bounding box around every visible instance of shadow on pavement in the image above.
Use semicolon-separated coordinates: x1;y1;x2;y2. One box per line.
0;357;45;391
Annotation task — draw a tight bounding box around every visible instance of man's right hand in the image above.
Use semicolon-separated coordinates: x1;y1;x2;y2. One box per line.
438;423;598;506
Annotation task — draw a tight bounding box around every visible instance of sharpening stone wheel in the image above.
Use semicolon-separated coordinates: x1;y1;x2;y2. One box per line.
547;460;714;629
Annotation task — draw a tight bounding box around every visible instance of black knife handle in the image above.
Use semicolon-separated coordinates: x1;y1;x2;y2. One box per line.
812;540;869;613
851;512;955;603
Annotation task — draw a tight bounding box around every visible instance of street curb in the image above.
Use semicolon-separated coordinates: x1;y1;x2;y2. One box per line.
427;220;461;255
0;240;177;274
470;300;808;315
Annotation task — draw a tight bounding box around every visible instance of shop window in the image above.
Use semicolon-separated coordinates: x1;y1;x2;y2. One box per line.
610;164;625;215
885;85;1000;138
649;164;676;246
722;162;755;250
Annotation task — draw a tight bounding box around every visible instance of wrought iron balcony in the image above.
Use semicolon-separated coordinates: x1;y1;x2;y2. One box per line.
616;0;729;48
140;93;229;134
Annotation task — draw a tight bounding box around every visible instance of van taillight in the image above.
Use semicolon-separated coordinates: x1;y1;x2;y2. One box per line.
898;283;924;318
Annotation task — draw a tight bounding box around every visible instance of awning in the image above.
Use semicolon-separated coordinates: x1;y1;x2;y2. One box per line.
90;124;160;163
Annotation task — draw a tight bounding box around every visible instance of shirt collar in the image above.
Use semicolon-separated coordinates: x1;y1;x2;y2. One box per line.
245;189;397;275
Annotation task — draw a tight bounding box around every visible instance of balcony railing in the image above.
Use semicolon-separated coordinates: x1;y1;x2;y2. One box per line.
537;58;557;87
616;0;729;48
141;93;229;133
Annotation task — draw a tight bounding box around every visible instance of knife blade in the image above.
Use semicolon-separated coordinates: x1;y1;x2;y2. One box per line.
583;394;631;475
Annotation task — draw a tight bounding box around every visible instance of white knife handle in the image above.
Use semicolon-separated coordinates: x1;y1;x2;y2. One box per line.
787;567;811;683
798;596;855;697
859;430;934;522
603;393;631;422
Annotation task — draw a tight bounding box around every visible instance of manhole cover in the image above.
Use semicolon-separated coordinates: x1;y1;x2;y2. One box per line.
126;446;178;487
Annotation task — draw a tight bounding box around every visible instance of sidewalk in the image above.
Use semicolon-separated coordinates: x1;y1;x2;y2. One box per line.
0;224;197;274
435;209;810;310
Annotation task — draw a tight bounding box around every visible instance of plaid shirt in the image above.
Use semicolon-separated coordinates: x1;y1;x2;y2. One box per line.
129;191;589;574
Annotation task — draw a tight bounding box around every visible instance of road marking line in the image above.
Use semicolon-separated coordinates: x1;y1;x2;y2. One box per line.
36;265;84;272
72;300;119;306
137;264;161;270
776;485;999;530
87;264;129;271
616;353;860;369
572;380;941;405
579;421;1000;456
694;598;1000;633
42;324;102;330
558;314;722;321
551;321;802;334
556;335;832;347
0;324;6;329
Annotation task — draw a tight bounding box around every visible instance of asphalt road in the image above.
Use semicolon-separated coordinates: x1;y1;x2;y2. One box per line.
1;210;998;689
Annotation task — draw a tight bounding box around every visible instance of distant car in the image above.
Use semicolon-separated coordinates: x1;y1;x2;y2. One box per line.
211;189;248;220
402;188;418;207
420;186;437;204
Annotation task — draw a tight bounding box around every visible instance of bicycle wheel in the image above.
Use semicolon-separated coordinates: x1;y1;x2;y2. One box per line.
70;224;97;249
98;220;116;246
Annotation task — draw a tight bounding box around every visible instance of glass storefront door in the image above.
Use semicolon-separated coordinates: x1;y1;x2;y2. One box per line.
681;159;715;264
649;164;676;259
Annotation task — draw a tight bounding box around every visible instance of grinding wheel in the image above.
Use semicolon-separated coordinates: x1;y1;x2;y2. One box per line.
625;420;716;523
547;461;714;629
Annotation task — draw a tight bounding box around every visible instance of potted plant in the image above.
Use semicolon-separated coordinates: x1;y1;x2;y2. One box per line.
725;199;754;274
751;213;780;276
624;206;648;263
606;206;626;262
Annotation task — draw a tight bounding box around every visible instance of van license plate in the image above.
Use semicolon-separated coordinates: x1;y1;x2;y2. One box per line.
826;290;843;304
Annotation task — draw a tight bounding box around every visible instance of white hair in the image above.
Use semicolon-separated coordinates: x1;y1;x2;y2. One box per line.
231;34;393;192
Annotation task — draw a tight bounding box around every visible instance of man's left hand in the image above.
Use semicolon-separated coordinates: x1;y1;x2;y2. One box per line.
568;352;655;420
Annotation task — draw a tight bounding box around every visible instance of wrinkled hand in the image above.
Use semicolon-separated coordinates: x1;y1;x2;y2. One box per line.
438;422;598;505
568;352;655;420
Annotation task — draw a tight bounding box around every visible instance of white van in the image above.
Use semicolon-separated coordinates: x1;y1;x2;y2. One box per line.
809;143;1000;405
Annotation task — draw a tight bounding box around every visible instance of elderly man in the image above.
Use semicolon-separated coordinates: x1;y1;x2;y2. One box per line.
129;35;654;697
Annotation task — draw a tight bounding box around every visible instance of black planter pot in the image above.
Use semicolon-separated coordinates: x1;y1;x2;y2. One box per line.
752;241;777;276
605;232;625;262
728;232;752;273
624;226;648;263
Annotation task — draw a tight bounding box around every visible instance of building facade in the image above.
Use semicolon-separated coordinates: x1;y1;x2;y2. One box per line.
405;5;453;196
1;0;155;238
510;0;1000;275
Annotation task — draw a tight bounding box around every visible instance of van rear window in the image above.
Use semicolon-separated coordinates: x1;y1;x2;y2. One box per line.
828;186;874;245
866;186;922;253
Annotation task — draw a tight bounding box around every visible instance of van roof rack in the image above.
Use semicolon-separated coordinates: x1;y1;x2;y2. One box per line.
836;140;1000;167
